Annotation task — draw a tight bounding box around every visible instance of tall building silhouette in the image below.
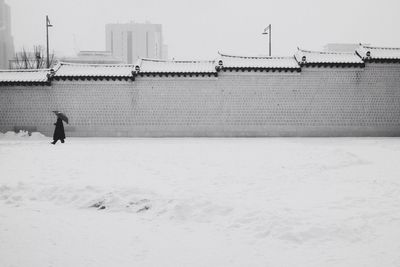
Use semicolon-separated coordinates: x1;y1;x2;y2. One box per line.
106;22;167;64
0;0;14;69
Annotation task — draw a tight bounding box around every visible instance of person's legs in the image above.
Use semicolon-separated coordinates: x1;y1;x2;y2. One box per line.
51;139;58;144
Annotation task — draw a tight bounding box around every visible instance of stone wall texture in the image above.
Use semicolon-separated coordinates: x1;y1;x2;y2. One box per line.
1;63;400;137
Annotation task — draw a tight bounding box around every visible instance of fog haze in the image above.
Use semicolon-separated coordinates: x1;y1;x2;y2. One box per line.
7;0;400;59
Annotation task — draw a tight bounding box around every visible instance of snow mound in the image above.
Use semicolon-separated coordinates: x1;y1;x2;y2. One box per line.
29;132;47;139
0;183;233;222
0;131;47;140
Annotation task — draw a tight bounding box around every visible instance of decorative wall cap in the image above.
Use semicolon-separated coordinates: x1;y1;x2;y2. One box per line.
356;45;400;60
53;62;136;77
137;58;217;74
295;48;364;65
218;52;300;70
0;68;51;83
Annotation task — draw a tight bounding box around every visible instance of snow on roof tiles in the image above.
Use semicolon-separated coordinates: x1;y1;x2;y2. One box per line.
219;53;300;69
0;69;50;83
356;45;400;60
137;58;217;73
295;49;364;65
54;62;135;77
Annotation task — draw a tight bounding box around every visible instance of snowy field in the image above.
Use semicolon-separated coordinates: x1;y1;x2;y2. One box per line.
1;132;400;267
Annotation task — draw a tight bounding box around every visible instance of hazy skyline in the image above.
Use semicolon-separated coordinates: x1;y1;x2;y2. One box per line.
7;0;400;60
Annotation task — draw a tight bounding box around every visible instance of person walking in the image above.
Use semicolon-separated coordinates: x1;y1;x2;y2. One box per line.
52;111;67;144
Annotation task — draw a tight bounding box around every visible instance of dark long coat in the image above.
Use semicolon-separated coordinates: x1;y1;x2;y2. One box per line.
53;117;66;141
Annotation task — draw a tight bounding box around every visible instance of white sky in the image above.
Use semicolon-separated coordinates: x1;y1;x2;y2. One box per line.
6;0;400;59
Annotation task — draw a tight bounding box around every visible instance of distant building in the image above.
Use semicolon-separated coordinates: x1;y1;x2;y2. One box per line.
105;22;167;64
323;43;364;53
61;51;124;64
0;0;14;69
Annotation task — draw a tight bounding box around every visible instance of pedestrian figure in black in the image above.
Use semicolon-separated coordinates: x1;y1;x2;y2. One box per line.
52;111;68;144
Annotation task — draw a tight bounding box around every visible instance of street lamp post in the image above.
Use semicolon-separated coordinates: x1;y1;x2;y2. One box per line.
262;24;272;56
46;15;53;68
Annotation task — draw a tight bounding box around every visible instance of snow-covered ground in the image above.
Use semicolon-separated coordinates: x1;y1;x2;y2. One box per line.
1;132;400;267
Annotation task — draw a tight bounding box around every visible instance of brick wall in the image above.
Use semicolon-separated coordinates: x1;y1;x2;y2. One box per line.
1;63;400;137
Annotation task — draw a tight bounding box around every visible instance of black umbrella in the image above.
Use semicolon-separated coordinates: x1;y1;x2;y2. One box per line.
52;111;69;124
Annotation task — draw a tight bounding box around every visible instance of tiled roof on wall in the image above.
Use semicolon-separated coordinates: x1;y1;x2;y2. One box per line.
53;62;136;78
295;49;364;65
137;58;217;74
0;69;50;84
356;45;400;61
2;44;400;86
218;53;300;70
